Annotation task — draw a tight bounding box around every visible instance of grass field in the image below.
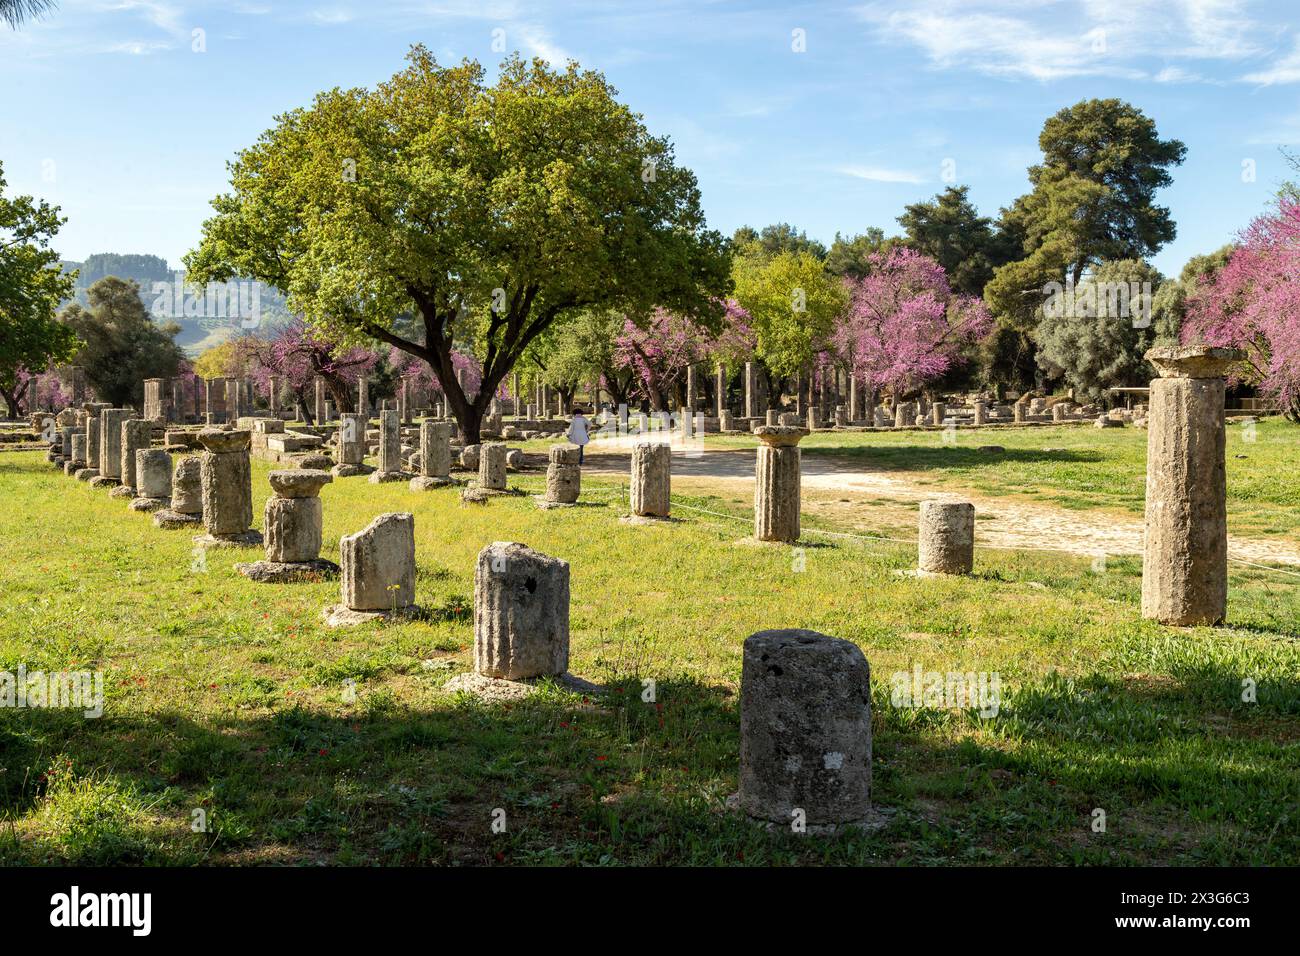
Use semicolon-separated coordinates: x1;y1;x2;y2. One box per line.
703;417;1300;542
1;435;1297;866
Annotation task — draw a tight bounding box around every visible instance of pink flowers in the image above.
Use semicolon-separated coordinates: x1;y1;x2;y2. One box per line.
1183;198;1300;417
613;299;753;406
832;248;992;397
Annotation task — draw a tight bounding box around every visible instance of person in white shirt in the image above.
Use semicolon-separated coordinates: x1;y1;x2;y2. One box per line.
566;407;591;464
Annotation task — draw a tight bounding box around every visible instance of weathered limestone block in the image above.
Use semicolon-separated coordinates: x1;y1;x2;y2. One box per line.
628;442;670;518
1140;346;1241;626
114;419;152;497
154;455;204;528
777;412;800;427
505;448;524;470
332;513;416;617
460;443;481;472
917;500;975;575
195;429;261;547
129;449;173;511
368;410;408;483
473;542;570;680
410;421;453;491
479;442;507;491
807;408;821;430
95;408;132;484
894;402;915;427
739;629;872;826
540;444;581;506
973;401;987;426
263;496;323;562
754;426;806;543
931;402;946;426
332;413;371;477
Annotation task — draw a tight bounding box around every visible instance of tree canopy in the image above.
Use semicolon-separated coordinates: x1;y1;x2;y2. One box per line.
187;47;731;442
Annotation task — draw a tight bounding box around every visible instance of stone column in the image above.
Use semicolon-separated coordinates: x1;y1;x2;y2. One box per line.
894;402;915;427
130;449;173;511
540;444;581;507
82;413;102;480
716;364;727;418
478;442;508;492
627;442;670;520
1052;403;1066;422
113;418;152;498
195;428;261;547
332;413;372;478
686;364;698;411
1140;346;1241;626
267;376;281;417
69;433;89;478
738;629;872;826
314;378;326;426
973;401;987;426
410;421;452;490
473;542;569;680
754;425;806;543
224;378;241;424
806;407;820;430
238;470;338;582
154;455;205;529
369;409;407;483
848;373;860;423
918;500;975;575
92;409;132;487
358;377;369;419
1014;401;1026;424
398;379;410;424
931;401;946;426
326;513;417;625
743;362;759;419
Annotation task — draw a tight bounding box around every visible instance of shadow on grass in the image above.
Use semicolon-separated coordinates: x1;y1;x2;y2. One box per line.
0;662;1296;866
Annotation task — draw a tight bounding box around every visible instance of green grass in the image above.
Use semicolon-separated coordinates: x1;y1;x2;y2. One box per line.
703;417;1300;539
0;446;1297;866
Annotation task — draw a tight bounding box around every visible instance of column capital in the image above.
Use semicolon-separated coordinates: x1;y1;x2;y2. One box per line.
1146;345;1246;379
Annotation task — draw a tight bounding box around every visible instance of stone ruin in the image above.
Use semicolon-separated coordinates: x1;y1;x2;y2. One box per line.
90;408;131;489
753;425;806;544
536;444;581;508
324;512;420;625
735;629;878;832
237;470;340;583
917;500;975;576
409;421;453;491
194;429;263;548
129;449;173;512
622;441;671;524
154;455;204;529
368;410;409;483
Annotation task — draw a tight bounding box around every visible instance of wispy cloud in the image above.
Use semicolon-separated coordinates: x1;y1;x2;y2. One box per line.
311;7;354;26
837;164;926;184
514;24;571;65
1241;37;1300;84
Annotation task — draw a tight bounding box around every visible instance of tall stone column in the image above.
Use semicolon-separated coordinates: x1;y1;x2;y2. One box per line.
357;377;369;419
410;421;453;490
195;428;262;548
398;379;410;424
333;413;373;478
754;425;806;543
225;378;242;424
686;364;698;412
973;401;987;426
268;376;281;417
715;364;727;418
743;362;759;419
1140;346;1241;626
369;409;407;482
91;408;132;487
114;418;153;497
314;378;326;426
738;629;872;827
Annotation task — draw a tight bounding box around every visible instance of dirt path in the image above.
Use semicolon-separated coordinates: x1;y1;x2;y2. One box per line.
579;440;1300;568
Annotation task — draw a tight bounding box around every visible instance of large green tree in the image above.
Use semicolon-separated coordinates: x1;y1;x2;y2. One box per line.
59;277;186;408
731;249;848;382
824;228;899;279
0;161;78;417
1150;244;1234;343
897;186;1018;297
188;48;730;443
731;223;828;261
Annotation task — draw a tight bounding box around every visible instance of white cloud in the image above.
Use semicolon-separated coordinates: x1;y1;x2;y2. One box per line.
311;8;354;25
515;24;571;65
837;164;926;184
1241;36;1300;84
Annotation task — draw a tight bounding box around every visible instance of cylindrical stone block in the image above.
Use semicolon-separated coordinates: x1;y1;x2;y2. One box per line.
973;402;987;426
70;433;87;465
265;496;323;563
1140;346;1239;626
171;456;203;515
340;512;415;611
754;426;804;543
932;401;946;426
630;442;670;517
545;444;581;503
479;442;507;491
135;449;173;499
739;629;872;825
474;542;570;680
420;421;451;478
338;413;366;465
894;402;915;427
99;409;131;478
1052;403;1065;422
918;500;975;575
198;429;253;535
377;410;401;473
120;419;152;490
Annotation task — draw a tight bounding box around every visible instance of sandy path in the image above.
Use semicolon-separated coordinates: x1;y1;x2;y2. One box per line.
578;439;1300;568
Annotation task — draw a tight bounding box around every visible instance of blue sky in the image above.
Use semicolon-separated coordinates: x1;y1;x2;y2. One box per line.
3;0;1300;277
